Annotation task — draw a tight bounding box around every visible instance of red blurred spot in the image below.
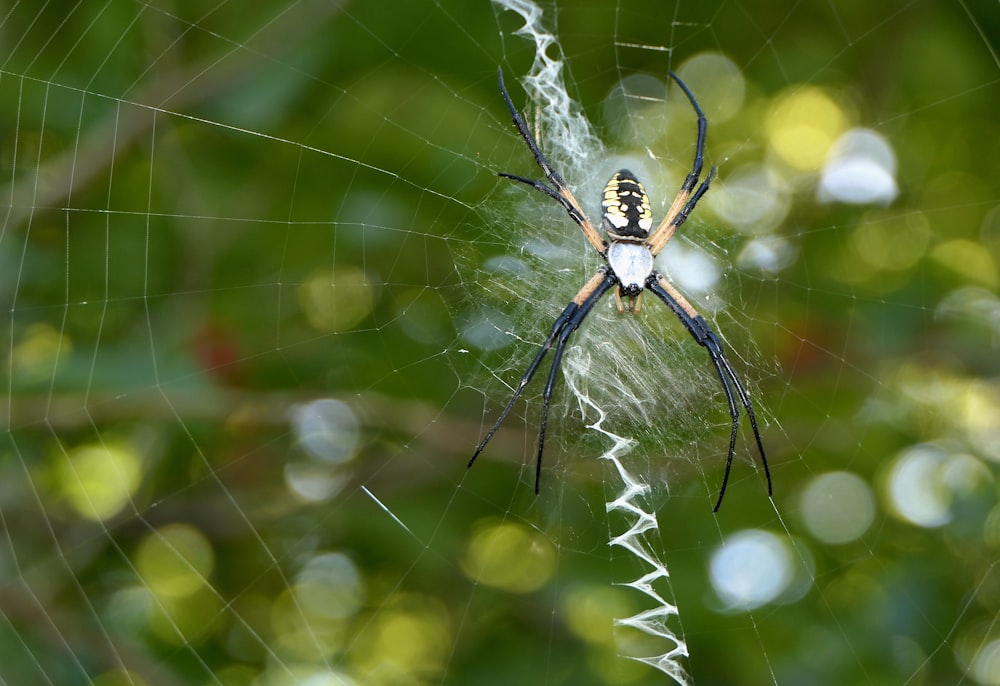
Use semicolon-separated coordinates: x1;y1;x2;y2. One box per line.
190;322;243;384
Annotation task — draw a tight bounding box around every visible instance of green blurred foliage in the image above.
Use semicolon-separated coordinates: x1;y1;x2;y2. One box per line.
2;0;1000;684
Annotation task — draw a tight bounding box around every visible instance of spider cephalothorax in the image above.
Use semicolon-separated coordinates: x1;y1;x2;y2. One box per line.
468;68;772;511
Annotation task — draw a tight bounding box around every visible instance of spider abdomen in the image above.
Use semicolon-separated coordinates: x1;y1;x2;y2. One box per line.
602;169;653;239
607;241;654;294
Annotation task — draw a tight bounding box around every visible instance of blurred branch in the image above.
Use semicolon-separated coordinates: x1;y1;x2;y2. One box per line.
4;388;520;460
0;0;341;230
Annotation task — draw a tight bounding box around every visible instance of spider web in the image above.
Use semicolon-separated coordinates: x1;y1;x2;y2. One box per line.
3;0;1000;684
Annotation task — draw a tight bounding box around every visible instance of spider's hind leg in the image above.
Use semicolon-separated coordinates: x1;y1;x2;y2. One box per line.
467;270;616;493
646;273;772;511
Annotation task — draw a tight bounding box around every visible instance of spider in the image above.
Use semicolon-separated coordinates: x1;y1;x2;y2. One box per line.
468;68;772;511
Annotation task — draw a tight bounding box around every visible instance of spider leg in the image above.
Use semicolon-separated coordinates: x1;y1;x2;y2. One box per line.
497;172;595;237
668;71;707;194
647;273;771;511
646;71;712;257
534;272;616;492
647;166;716;257
468;270;617;492
497;68;608;256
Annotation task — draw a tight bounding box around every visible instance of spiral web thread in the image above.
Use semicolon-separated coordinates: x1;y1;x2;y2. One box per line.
491;2;691;678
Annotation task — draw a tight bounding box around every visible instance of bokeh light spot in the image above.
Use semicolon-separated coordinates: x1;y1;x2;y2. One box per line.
563;585;631;645
9;322;72;386
737;235;797;273
270;585;347;661
971;638;1000;686
459;309;513;351
299;265;377;332
800;471;875;544
351;595;451;685
260;667;356;686
296;552;365;620
461;521;555;593
931;239;999;289
850;211;930;272
395;288;452;344
960;379;1000;462
285;462;349;502
885;443;994;528
146;585;222;646
766;87;848;171
710;530;794;610
136;523;215;598
711;164;790;233
59;443;142;521
819;128;898;205
92;669;148;686
291;398;360;464
603;72;671;145
658;243;719;295
676;52;745;123
885;444;951;528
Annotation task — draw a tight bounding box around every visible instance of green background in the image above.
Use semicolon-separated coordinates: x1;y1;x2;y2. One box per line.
2;0;1000;684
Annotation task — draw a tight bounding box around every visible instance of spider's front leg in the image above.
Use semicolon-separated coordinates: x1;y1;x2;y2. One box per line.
497;69;608;257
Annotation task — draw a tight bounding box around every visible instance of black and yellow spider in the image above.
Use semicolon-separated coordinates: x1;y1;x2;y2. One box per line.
469;69;772;511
